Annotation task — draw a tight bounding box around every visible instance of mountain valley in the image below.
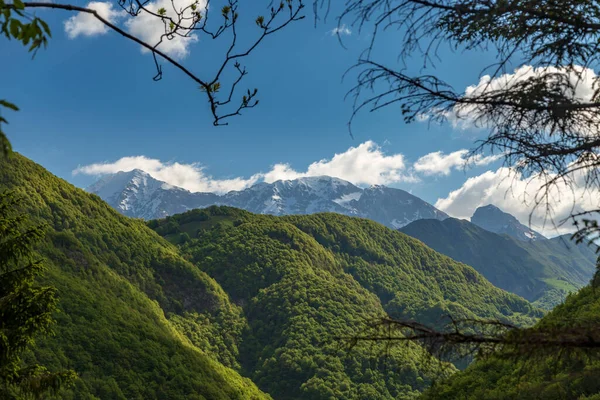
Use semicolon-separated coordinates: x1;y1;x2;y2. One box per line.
1;154;544;399
2;154;598;399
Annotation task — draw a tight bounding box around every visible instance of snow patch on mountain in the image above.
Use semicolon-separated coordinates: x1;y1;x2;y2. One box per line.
333;192;362;207
88;173;448;229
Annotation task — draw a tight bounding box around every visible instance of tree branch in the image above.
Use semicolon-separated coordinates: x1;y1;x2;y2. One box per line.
11;0;305;126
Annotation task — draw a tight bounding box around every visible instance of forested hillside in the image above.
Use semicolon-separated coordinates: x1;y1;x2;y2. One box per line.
151;206;542;398
0;153;268;400
421;283;600;399
401;218;597;308
150;207;450;399
282;214;541;326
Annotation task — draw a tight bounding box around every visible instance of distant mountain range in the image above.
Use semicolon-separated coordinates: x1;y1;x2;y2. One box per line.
400;215;597;308
88;169;449;229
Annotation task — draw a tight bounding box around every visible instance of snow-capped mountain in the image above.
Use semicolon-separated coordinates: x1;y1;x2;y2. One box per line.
354;185;448;229
471;204;546;241
224;176;363;216
88;172;448;228
87;169;220;219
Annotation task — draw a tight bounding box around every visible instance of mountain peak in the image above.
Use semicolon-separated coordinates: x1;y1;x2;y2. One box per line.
110;168;153;181
126;168;149;175
129;168;153;178
87;169;160;200
86;169;215;219
478;204;501;212
471;204;546;241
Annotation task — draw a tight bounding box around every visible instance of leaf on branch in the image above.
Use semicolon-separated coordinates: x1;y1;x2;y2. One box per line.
222;5;230;18
0;100;19;111
38;18;51;36
9;18;20;38
12;0;24;10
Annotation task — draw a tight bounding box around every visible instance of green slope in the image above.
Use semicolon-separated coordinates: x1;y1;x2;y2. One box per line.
1;153;268;400
284;214;540;326
421;284;600;400
401;218;597;308
151;207;541;399
153;208;448;399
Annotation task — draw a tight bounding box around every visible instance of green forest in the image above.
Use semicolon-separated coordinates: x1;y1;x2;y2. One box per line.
1;152;598;399
401;218;598;309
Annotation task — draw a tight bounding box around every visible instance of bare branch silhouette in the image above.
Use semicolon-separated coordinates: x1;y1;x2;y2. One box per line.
6;0;306;126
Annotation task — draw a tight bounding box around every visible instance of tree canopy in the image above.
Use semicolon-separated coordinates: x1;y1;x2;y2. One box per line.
0;191;76;399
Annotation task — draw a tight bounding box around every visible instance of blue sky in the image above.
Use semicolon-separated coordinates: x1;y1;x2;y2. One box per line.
3;0;589;234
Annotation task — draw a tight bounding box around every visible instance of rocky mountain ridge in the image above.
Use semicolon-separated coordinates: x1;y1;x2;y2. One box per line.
471;204;546;241
88;170;449;228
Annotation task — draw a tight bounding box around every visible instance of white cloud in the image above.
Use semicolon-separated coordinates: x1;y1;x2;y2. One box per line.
73;156;262;193
329;24;352;36
74;141;417;194
261;163;305;182
414;149;467;176
439;65;599;132
263;141;416;185
414;149;501;176
125;0;205;59
435;167;600;236
64;1;124;39
419;65;600;234
63;0;204;58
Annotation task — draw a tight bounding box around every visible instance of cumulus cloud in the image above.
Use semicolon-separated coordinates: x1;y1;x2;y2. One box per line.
263;141;415;185
74;156;262;193
63;0;204;58
74;141;418;194
329;24;352;36
435;167;600;236
124;0;205;58
64;1;124;39
413;149;501;176
430;65;600;131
